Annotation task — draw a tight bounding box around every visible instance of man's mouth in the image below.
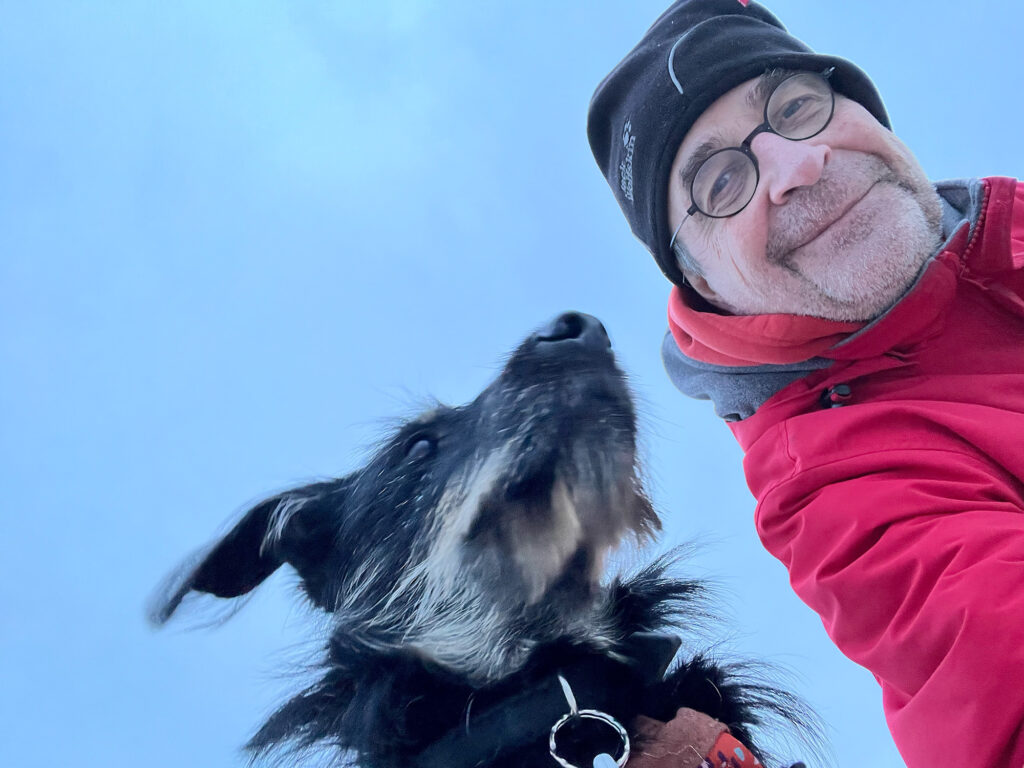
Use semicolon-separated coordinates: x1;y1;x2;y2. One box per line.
788;180;881;255
767;152;903;264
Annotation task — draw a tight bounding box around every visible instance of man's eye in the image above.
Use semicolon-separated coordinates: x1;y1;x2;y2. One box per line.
692;147;757;217
771;92;828;132
709;169;737;206
780;96;810;120
695;151;751;215
707;173;746;215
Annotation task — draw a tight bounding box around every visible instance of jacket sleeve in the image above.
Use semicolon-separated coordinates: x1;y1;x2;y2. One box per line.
751;417;1024;767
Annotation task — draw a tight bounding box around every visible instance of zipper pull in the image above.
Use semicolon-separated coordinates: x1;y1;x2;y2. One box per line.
820;383;852;409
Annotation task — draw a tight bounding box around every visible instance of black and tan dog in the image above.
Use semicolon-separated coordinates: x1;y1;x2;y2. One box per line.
152;312;813;768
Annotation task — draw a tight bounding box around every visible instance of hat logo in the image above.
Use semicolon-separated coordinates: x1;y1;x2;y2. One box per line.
619;118;636;204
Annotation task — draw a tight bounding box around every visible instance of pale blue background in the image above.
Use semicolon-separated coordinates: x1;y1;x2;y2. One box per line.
2;1;1022;766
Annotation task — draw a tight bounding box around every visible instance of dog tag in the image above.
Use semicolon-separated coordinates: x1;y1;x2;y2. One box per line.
593;754;618;768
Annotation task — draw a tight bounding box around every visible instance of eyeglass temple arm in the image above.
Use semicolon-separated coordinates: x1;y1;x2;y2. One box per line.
668;204;699;250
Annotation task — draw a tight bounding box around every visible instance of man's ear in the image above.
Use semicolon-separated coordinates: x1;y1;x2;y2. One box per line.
150;480;339;624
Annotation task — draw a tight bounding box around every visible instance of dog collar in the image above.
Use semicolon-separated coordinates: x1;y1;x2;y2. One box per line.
411;632;681;768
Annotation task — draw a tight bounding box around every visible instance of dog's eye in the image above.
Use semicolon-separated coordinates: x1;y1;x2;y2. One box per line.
405;435;436;461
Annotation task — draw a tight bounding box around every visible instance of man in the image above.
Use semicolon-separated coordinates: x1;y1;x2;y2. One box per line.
587;1;1024;766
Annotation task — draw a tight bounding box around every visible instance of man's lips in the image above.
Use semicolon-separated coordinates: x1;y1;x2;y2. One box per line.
789;181;881;254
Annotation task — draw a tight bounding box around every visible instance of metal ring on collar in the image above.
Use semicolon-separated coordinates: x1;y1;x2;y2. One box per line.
548;676;630;768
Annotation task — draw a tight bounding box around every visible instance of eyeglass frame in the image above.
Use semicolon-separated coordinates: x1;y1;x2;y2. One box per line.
668;67;837;253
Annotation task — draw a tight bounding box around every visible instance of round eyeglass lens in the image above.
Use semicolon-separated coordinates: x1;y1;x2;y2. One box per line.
691;148;758;218
766;72;834;140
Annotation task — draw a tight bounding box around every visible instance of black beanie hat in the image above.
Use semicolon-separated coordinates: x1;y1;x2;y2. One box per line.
587;0;890;286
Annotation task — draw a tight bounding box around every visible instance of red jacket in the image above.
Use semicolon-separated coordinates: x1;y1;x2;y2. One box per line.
663;177;1024;767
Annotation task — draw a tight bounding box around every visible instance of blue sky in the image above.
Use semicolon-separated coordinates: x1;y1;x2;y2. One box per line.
2;1;1022;766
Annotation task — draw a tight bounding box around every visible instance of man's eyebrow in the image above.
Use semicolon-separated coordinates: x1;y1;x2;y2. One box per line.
746;68;799;111
677;135;726;193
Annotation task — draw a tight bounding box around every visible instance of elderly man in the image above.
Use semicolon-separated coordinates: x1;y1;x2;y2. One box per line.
588;0;1024;765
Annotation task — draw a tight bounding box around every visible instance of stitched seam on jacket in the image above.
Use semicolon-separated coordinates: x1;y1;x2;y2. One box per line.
758;445;1022;514
752;419;800;515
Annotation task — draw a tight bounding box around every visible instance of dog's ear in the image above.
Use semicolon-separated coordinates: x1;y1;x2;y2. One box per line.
150;480;341;625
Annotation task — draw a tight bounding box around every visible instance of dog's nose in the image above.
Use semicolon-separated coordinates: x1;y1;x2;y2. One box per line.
533;312;611;351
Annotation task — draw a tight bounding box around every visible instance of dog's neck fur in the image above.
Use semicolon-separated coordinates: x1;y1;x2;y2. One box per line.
331;570;624;684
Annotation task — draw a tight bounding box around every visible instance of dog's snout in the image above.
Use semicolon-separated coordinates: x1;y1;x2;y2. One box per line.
534;312;611;352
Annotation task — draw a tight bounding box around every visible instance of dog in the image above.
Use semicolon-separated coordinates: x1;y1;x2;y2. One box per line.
151;312;814;768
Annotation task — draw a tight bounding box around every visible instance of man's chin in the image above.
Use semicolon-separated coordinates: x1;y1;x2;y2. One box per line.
784;185;937;320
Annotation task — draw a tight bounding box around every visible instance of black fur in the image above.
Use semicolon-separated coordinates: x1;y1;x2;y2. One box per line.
152;312;815;767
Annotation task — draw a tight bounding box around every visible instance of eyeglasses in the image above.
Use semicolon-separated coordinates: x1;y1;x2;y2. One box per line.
668;69;836;252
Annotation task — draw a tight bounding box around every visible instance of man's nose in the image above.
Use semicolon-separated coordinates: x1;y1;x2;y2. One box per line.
752;132;830;205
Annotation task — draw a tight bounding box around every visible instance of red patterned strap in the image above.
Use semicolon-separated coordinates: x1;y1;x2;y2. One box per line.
700;731;764;768
629;708;762;768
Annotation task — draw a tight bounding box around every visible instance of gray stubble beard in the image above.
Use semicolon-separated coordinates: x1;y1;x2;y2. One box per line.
767;154;944;321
